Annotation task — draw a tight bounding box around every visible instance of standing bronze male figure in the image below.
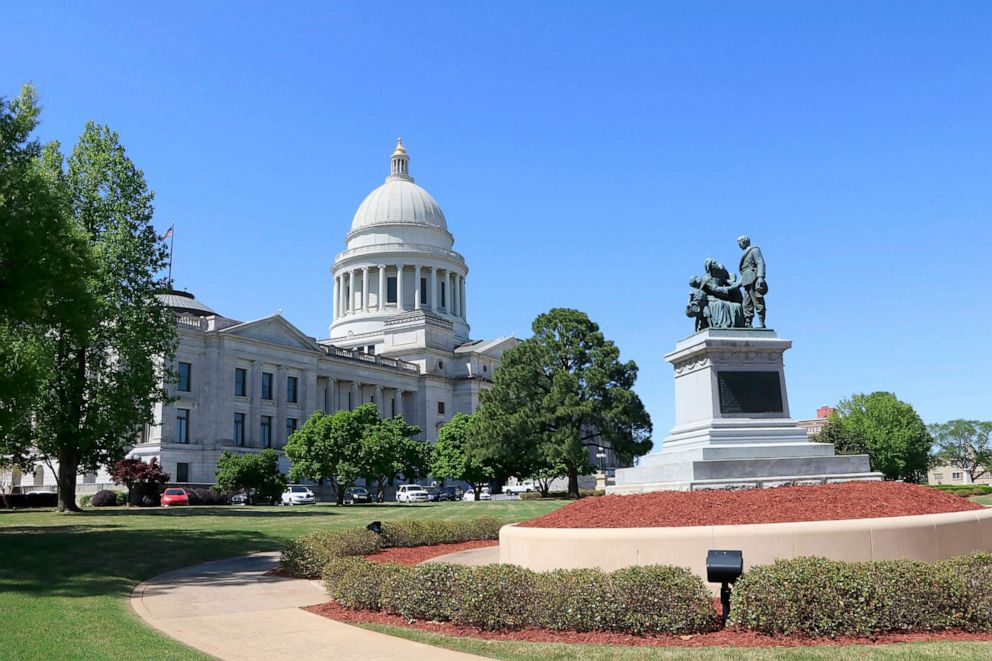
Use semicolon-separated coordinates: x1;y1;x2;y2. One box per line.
737;235;767;328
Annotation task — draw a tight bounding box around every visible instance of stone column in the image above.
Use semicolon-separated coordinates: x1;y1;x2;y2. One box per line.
396;265;404;311
393;389;404;419
350;381;360;410
332;275;339;321
452;272;459;317
430;267;438;312
414;265;422;309
375;384;383;416
250;361;261;446
459;275;466;319
343;272;351;315
378;266;385;312
275;366;286;448
362;267;370;312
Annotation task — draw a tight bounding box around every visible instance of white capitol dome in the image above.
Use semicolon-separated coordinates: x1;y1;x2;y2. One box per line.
350;140;448;233
330;139;469;341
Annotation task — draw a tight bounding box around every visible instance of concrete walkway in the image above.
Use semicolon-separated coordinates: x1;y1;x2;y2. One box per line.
131;552;485;660
424;545;500;566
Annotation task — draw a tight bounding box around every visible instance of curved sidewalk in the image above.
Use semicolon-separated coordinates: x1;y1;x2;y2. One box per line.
131;552;484;660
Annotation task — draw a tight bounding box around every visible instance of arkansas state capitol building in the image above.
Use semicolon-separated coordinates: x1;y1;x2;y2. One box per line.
128;140;517;485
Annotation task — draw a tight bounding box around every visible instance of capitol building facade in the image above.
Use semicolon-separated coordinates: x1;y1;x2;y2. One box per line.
11;141;515;493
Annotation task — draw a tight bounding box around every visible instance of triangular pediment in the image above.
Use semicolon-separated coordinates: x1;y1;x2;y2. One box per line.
220;315;319;352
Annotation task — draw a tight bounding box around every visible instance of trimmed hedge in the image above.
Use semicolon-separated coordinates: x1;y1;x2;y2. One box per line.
0;492;58;509
730;553;992;637
321;558;718;635
282;516;504;578
520;489;606;501
931;484;992;497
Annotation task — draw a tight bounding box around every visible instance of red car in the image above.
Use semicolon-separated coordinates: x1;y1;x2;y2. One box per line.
161;488;190;507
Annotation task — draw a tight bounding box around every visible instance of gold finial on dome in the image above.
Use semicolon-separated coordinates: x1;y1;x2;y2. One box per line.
388;137;412;181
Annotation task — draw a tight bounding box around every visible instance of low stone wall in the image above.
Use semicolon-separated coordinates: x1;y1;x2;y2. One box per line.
499;508;992;593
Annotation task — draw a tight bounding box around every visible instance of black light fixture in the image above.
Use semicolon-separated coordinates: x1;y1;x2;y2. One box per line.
366;520;382;535
706;549;743;627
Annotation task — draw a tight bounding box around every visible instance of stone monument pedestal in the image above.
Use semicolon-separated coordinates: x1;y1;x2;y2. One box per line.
609;329;881;493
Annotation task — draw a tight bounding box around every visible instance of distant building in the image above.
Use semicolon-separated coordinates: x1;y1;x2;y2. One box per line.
796;405;836;438
928;465;992;486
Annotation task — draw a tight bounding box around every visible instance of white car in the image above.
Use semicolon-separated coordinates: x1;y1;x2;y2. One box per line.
281;486;316;505
396;484;430;503
503;484;534;495
462;487;492;501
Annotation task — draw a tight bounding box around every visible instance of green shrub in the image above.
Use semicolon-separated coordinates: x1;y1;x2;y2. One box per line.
730;554;992;637
380;562;469;621
942;552;992;631
379;517;503;548
609;565;719;635
535;568;623;631
452;564;538;631
321;556;368;595
79;494;93;507
282;516;503;578
330;559;407;610
282;528;381;578
930;484;992;497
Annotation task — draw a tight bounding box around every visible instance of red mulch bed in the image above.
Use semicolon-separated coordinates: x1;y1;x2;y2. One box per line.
519;481;982;529
305;600;992;648
363;539;498;566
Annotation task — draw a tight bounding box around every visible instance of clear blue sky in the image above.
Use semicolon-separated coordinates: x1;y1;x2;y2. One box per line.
4;1;990;440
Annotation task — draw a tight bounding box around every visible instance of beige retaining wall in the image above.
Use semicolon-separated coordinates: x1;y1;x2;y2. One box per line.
500;508;992;592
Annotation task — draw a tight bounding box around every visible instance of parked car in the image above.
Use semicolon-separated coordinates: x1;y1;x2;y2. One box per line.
230;492;249;505
396;484;430;503
281;485;316;506
343;487;373;505
425;486;442;502
161;488;190;507
436;486;462;502
503;484;534;495
462;486;492;501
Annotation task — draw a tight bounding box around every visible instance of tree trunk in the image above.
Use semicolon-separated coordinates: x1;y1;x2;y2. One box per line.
56;450;81;512
566;463;580;499
336;483;345;506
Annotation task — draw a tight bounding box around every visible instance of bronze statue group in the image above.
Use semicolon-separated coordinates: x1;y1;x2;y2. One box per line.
687;235;767;331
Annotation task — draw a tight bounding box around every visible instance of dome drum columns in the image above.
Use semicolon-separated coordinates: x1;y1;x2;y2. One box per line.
332;264;466;321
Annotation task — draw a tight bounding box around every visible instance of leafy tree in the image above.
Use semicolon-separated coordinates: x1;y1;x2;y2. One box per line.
285;405;379;504
359;414;427;502
431;413;492;500
827;392;933;482
528;457;569;498
214;449;287;505
110;457;170;505
0;85;89;448
929;419;992;483
475;308;652;498
9;120;177;511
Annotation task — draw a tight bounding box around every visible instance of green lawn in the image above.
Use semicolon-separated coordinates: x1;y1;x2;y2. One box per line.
4;500;992;660
970;494;992;506
0;500;560;660
360;624;992;660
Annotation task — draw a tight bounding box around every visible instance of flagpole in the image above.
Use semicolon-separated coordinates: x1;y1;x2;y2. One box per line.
167;225;175;286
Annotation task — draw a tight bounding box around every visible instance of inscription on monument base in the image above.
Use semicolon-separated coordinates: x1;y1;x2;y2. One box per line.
717;370;783;414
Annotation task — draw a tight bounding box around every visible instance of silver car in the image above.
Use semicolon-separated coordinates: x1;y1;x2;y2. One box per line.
281;486;316;505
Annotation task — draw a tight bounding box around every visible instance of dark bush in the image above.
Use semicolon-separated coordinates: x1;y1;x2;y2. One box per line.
380;562;469;621
451;564;538;631
379;517;503;548
186;488;229;506
91;490;122;507
730;554;992;637
0;492;59;509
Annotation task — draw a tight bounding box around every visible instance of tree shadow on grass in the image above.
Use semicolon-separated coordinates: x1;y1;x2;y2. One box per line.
0;524;281;599
84;506;341;519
